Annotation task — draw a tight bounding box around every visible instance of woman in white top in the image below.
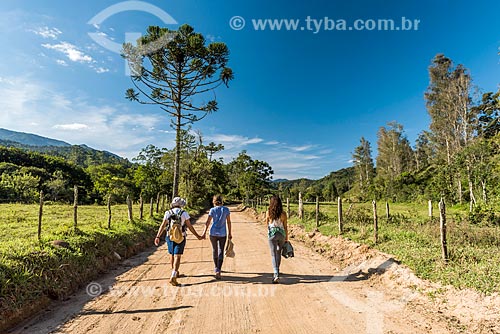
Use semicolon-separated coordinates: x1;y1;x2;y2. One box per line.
154;197;202;286
265;195;288;283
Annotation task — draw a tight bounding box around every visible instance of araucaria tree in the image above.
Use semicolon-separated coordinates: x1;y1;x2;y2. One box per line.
123;24;234;198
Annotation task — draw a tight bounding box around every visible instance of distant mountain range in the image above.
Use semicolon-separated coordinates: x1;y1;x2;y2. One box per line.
0;128;70;147
0;128;130;167
272;178;289;183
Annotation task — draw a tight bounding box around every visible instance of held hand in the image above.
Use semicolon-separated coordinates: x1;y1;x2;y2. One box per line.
201;232;207;239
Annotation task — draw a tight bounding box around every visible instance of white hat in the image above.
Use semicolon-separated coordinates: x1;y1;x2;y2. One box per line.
171;196;186;208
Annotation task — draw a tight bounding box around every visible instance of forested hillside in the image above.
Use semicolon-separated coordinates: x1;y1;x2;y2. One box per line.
0;128;130;167
0;130;274;207
0;128;70;147
276;167;355;202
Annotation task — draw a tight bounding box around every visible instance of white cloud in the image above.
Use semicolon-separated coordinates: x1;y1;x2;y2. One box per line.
207;132;335;179
94;67;110;74
207;134;263;147
289;144;314;152
0;77;15;85
245;138;264;144
56;59;68;66
53;123;89;130
30;26;62;39
302;155;320;160
42;42;93;63
97;31;114;41
206;34;219;42
42;41;111;73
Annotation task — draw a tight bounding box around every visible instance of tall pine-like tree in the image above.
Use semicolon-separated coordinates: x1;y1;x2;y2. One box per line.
123;24;234;198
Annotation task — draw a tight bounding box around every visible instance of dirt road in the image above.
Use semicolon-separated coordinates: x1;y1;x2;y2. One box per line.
10;206;451;334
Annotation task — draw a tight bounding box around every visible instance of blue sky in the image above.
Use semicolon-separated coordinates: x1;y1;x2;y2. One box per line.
0;0;498;180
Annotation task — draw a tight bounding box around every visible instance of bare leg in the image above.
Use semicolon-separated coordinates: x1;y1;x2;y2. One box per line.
173;255;181;272
169;255;182;286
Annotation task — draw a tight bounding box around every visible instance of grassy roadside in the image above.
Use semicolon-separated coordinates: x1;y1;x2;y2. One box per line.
0;203;168;331
254;201;500;294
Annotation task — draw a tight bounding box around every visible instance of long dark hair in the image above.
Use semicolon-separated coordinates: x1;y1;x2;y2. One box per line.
268;195;283;220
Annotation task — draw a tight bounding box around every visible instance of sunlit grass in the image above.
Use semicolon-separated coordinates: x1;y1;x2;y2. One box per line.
254;201;500;294
0;202;164;315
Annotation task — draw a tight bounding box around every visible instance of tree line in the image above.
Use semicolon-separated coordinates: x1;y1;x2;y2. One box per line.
0;132;274;207
350;54;500;210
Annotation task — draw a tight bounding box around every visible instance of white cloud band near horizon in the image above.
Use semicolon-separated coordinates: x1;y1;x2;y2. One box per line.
0;75;347;179
53;123;89;130
0;75;169;159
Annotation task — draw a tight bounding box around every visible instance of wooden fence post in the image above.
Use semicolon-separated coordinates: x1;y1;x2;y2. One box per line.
338;196;343;234
107;194;112;229
156;192;160;213
38;190;43;240
150;197;154;217
385;201;390;221
439;198;448;263
298;192;303;220
73;185;78;229
315;196;319;230
372;200;378;243
127;195;133;223
139;195;144;220
286;197;290;218
428;200;433;222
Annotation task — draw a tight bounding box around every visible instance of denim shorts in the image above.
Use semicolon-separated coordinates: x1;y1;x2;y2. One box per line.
166;237;186;255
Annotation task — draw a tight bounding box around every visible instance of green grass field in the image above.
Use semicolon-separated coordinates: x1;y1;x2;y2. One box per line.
0;203;156;246
0;202;164;318
256;201;500;294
